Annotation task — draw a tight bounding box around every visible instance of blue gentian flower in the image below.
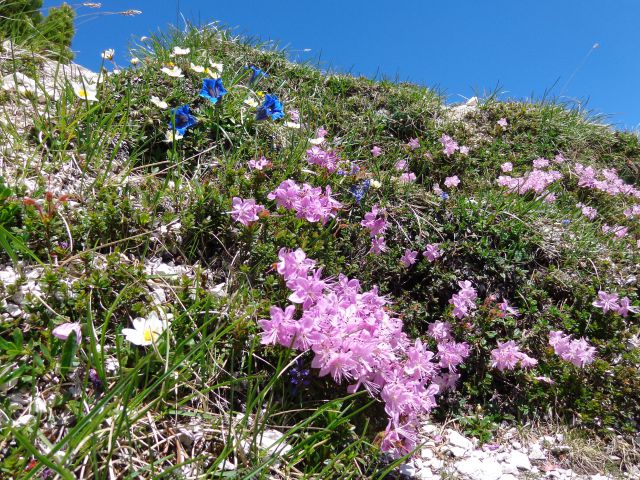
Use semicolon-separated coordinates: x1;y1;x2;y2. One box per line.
168;104;197;135
350;179;371;204
289;359;310;395
562;219;571;226
440;192;450;200
248;65;268;84
199;78;227;104
255;94;284;121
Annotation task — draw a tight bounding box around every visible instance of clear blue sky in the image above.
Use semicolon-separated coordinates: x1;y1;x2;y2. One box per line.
43;0;640;129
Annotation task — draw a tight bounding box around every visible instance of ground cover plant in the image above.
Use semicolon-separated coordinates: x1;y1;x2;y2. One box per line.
0;14;639;479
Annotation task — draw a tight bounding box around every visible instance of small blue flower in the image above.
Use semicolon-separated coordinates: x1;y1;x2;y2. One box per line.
199;78;227;104
168;104;197;135
562;219;571;226
440;192;450;200
255;94;284;121
248;65;268;84
350;179;370;204
289;359;310;395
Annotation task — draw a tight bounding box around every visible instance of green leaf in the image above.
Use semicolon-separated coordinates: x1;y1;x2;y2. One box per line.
59;336;78;377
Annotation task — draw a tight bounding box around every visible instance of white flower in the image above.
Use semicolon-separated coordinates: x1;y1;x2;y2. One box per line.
308;137;325;146
71;82;98;101
173;46;190;55
164;130;184;143
130;57;140;65
150;95;168;109
284;121;300;129
243;97;258;108
140;36;150;42
101;48;115;60
209;62;223;74
161;65;184;78
52;322;82;343
190;62;205;73
122;311;168;346
370;180;382;189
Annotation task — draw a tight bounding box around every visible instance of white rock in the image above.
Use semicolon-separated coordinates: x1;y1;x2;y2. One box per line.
529;443;546;461
33;396;47;414
421;447;434;459
511;440;522;450
150;288;166;305
499;475;518;480
5;303;22;317
0;266;18;286
456;457;502;480
399;462;416;477
447;446;467;458
507;450;532;470
429;457;444;469
501;462;519;475
447;430;474;451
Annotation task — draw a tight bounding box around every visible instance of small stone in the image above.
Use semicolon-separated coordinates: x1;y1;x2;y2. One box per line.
501;463;519;475
529;443;546;461
551;445;571;454
421;447;434;459
456;457;502;480
399;463;416;477
508;450;532;470
511;440;522;450
447;430;474;451
5;303;22;317
447;446;467;457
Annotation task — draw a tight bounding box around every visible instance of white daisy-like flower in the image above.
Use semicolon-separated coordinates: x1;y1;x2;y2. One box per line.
161;66;184;78
209;62;223;74
122;311;168;346
284;121;301;129
308;137;325;146
173;46;190;55
164;130;184;143
101;48;115;60
243;97;258;108
71;81;98;101
130;57;140;65
150;95;168;109
190;62;205;73
370;180;382;189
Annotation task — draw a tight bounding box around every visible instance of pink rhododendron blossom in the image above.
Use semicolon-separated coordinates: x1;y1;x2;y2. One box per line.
440;134;459;157
395;159;408;171
369;236;387;255
316;127;328;138
52;322;82;343
371;145;382;157
617;297;639;317
230;197;264;226
574;163;640;198
498;298;519;317
549;330;596;367
449;281;478;319
268;180;342;224
592;291;620;313
501;162;513;172
444;175;460;188
490;340;537;371
533;157;550;169
497;168;562;195
400;249;418;267
276;248;316;281
399;172;417;184
554;153;566;163
306;146;340;172
407;138;420;150
248;155;270;170
497;117;508;129
437;341;470;371
423;243;443;262
361;205;388;236
576;203;598;220
623;205;640;218
459;145;470;155
427;321;452;342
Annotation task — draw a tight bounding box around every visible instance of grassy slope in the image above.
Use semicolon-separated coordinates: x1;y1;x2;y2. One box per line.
0;23;639;478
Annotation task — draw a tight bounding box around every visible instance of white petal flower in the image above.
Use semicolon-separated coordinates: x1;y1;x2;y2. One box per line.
122;311;167;346
150;95;168;109
161;66;184;78
284;121;301;129
52;322;82;343
101;48;115;60
173;46;190;55
243;97;258;108
130;57;140;65
164;130;184;143
370;180;382;189
209;62;223;74
190;62;205;73
71;82;98;101
308;137;325;145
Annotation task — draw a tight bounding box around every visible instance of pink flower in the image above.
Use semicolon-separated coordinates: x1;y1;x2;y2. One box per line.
230;197;264;226
288;109;300;122
407;138;420;150
371;145;382;157
617;297;639;317
437;341;470;372
400;249;418;267
459;145;470;155
592;291;620;313
395;160;408;171
554;153;566;163
533;158;550;169
427;321;452;342
316;127;328;138
501;162;513;172
423;243;443;262
306;146;339;172
399;172;416;184
369;236;387;255
444;175;460;188
497;117;508;129
361;205;387;236
498;298;519;317
248;155;270;170
490;340;537;371
52;322;82;343
577;204;598;220
440;134;459;157
549;330;596;367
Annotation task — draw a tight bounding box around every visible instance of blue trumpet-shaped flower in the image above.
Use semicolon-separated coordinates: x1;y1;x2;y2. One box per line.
255;94;284;121
199;78;227;104
248;65;268;84
168;104;197;135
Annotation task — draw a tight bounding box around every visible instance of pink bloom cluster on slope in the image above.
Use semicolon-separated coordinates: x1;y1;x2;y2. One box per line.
497;167;562;195
231;197;265;226
361;205;389;255
260;249;470;457
592;290;638;317
490;340;537;371
549;331;596;367
268;180;342;224
574;163;640;198
306;146;340;172
449;280;478;319
439;134;469;157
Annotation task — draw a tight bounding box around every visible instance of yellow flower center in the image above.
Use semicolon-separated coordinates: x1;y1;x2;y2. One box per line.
143;327;154;342
78;89;87;98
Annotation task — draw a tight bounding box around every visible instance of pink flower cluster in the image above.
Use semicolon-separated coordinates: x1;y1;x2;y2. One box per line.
490;340;537;371
268;180;342;224
592;290;638;317
444;175;460;189
306;146;340;173
624;205;640;218
231;197;265;226
549;330;596;367
423;243;443;262
248;155;270;171
260;249;470;457
576;203;598;220
449;280;477;319
361;205;389;255
439;134;469;157
497;168;562;195
574;163;640;198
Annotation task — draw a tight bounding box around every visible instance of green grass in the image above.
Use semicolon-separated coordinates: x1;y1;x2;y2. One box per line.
0;19;639;479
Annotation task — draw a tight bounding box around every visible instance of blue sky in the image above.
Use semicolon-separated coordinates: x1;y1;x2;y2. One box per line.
43;0;640;129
